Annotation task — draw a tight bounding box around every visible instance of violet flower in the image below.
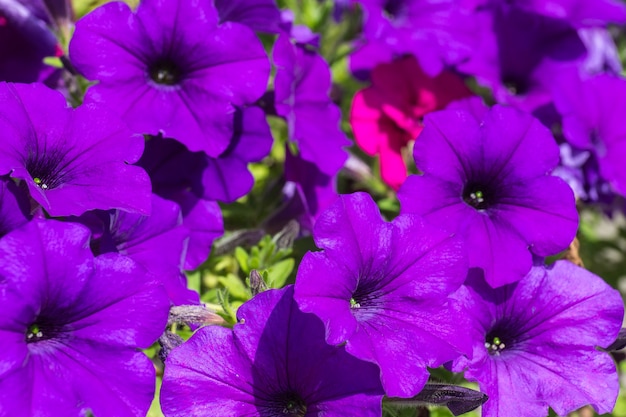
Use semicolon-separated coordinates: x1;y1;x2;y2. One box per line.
0;82;151;217
69;0;270;157
350;0;477;77
0;218;169;417
84;194;198;305
169;190;224;271
139;106;272;203
488;0;626;27
295;192;471;397
451;261;624;417
264;148;338;234
458;6;586;124
0;176;31;238
160;285;384;416
552;72;626;197
215;0;282;33
398;105;578;287
0;0;60;84
273;34;350;176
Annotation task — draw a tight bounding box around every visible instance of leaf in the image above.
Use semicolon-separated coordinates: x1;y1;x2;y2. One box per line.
266;258;295;289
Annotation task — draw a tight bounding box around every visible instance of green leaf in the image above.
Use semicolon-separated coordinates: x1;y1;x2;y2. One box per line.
43;56;63;69
234;246;250;275
266;258;295;289
217;273;251;301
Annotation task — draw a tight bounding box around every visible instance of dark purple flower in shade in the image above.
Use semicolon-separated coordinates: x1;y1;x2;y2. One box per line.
294;192;471;397
161;285;384;416
451;261;624;417
350;0;477;77
170;191;224;271
0;218;169;417
488;0;626;27
273;34;350;176
553;142;615;204
215;0;281;33
398;105;578;288
0;176;31;237
82;194;198;305
0;0;61;84
265;149;338;233
458;6;586;124
0;82;151;217
69;0;270;157
552;72;626;197
139;106;272;203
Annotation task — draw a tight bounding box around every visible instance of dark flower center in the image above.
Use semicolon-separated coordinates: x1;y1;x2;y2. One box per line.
485;321;521;356
351;277;382;310
484;335;506;355
25;322;57;343
502;75;530;96
149;59;182;86
462;183;492;210
382;0;404;20
265;392;307;417
25;148;69;190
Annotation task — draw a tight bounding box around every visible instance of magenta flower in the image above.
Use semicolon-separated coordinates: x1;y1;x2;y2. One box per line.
294;192;471;397
451;261;623;417
350;55;472;189
69;0;270;157
161;286;384;416
0;219;169;417
398;105;578;287
0;82;151;217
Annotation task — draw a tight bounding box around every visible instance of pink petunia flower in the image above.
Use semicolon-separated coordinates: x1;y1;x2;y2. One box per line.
350;55;472;189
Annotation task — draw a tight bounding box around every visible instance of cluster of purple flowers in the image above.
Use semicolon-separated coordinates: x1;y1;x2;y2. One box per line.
1;0;625;416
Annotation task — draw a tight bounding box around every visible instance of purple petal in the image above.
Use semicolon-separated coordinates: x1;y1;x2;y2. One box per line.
274;35;350;175
215;0;281;33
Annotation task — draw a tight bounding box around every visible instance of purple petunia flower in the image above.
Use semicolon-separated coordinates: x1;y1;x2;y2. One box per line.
273;34;350;176
169;190;224;271
139;106;272;203
552;142;614;204
487;0;626;27
0;82;151;217
215;0;282;33
350;0;477;77
294;192;471;397
0;176;31;238
458;6;586;124
0;218;169;417
82;194;198;305
264;148;338;234
0;0;61;85
160;285;384;416
552;72;626;197
398;105;578;287
69;0;270;157
451;261;623;417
